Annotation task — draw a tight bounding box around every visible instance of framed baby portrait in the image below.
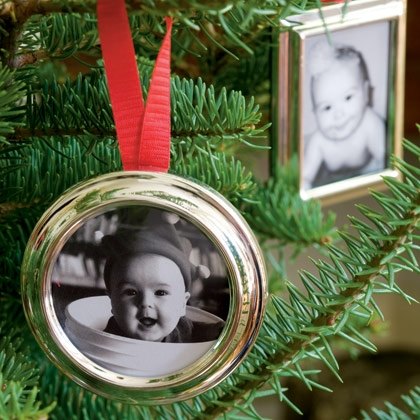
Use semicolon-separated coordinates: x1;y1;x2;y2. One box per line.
272;0;406;203
21;172;267;403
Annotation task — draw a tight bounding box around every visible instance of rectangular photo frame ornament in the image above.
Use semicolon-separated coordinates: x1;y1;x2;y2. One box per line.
272;0;407;204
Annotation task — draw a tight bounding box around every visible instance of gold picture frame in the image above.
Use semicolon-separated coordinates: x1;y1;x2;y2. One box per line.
21;171;267;403
272;0;407;204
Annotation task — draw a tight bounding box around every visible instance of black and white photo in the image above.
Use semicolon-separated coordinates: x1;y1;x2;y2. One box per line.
302;22;389;190
274;0;406;202
51;206;229;376
22;171;266;401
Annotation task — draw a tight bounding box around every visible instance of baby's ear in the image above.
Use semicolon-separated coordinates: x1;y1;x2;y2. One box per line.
181;292;191;316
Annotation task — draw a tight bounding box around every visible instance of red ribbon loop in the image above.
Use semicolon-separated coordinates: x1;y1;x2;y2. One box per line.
97;0;172;172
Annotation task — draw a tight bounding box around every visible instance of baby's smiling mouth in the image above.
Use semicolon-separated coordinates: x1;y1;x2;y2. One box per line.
139;317;157;327
333;118;353;131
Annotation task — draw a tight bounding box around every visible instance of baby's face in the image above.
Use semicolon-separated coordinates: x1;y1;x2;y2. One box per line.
108;254;190;341
312;62;368;141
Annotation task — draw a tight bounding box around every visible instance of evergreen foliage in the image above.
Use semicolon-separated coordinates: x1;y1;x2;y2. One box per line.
0;326;55;419
0;0;418;418
360;386;420;420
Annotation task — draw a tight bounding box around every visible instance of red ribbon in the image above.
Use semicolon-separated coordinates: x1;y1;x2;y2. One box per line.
97;0;172;172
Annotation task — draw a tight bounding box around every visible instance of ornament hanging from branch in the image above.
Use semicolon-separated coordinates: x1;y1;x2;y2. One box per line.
21;0;267;404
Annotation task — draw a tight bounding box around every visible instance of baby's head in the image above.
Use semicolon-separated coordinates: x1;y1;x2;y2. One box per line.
102;210;208;342
309;40;371;141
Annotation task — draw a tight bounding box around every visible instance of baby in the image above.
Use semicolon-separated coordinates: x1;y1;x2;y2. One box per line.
101;209;224;343
303;40;386;190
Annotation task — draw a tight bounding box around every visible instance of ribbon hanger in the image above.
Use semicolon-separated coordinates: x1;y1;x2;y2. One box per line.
97;0;172;172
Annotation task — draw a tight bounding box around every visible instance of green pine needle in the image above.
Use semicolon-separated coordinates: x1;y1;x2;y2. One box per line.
0;64;26;145
0;326;55;419
187;140;419;418
0;1;418;418
359;386;420;420
247;158;337;247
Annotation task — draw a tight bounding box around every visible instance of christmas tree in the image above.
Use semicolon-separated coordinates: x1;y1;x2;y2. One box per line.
0;0;419;418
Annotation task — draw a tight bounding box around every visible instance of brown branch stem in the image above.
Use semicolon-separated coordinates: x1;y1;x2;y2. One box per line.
0;1;88;23
9;127;115;141
0;202;37;219
0;0;227;23
8;126;258;142
9;50;49;68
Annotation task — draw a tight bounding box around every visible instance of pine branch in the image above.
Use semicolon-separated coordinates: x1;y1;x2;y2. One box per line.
0;137;120;210
360;386;420;420
39;365;154;420
193;141;419;418
5;61;267;154
0;205;49;298
0;66;266;204
9;127;110;140
0;325;55;419
0;137;256;289
0;63;26;144
173;151;258;208
211;29;272;96
0;1;312;21
12;13;171;68
171;76;268;151
0;1;413;418
0;0;332;62
247;158;336;247
11;13;100;68
0;0;233;22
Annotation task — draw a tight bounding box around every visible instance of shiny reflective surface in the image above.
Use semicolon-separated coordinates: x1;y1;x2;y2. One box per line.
273;0;406;204
21;171;267;403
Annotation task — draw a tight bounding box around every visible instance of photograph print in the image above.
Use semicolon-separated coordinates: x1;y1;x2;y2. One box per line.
51;206;230;377
302;20;390;192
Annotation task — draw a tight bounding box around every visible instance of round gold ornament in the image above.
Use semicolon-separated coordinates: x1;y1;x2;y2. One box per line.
21;171;267;403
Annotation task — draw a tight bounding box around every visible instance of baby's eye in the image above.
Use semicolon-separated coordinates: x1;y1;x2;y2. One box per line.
345;94;353;101
122;288;137;296
155;289;169;296
322;105;331;112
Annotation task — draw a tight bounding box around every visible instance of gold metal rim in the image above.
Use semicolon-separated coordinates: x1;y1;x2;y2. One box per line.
21;171;267;404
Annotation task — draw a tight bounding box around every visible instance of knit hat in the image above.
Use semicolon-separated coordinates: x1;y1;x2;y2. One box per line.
101;209;210;291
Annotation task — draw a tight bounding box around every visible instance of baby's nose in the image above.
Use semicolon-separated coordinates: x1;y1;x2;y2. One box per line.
334;108;343;118
138;292;154;307
334;105;347;119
